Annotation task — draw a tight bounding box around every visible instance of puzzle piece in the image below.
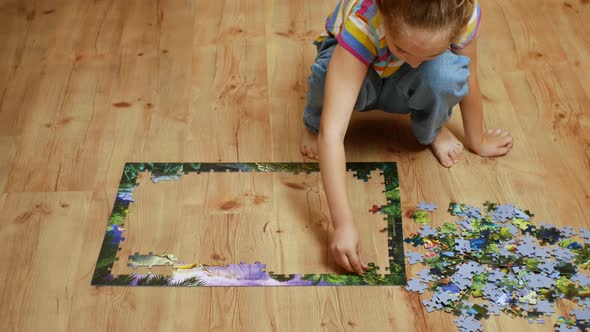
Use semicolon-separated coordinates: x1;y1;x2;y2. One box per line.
406;251;424;265
493;204;516;222
128;253;178;269
419;225;438;237
514;208;531;221
401;201;590;332
553;247;575;262
571;308;590;321
560;226;577;238
423;298;443;312
405;278;428;293
555;324;577;332
454;315;483;332
417;268;437;282
579;228;590;243
572;273;590;287
465;206;483;219
432;289;459;305
535;299;555;315
484;303;502;316
524;273;556;290
455;237;472;254
417;201;437;212
457;219;474;231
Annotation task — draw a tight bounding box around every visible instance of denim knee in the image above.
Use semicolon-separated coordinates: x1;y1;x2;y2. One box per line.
412;51;470;109
408;51;471;144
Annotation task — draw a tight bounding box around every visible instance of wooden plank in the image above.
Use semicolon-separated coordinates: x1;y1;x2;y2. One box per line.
0;191;91;331
0;136;17;194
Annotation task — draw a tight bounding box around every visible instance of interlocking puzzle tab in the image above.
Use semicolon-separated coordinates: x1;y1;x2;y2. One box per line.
404;201;590;332
92;162;406;287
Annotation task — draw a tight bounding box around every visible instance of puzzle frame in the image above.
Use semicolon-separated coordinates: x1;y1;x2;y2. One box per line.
92;162;406;287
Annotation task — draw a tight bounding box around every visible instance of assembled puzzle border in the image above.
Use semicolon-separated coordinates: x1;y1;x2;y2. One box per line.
92;162;406;287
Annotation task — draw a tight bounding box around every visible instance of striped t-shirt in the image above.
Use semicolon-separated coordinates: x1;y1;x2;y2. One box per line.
316;0;481;78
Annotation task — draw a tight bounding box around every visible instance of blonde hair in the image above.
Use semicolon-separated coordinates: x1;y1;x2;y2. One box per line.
376;0;475;42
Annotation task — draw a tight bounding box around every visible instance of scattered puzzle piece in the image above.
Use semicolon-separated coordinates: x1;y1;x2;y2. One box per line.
419;225;438;237
403;201;590;332
570;308;590;321
454;315;483;332
417;201;437;212
405;278;428;293
406;251;424;265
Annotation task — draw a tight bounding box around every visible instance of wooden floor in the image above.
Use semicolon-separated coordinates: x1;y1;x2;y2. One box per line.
110;169;389;276
0;0;589;331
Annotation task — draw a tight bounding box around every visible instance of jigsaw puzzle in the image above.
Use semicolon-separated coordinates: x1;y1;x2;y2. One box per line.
92;163;406;287
404;201;590;331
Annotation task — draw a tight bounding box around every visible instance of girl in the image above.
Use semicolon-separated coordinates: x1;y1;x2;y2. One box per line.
300;0;513;274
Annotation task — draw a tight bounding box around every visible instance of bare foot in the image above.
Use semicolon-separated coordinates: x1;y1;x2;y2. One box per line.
430;127;464;168
301;128;319;160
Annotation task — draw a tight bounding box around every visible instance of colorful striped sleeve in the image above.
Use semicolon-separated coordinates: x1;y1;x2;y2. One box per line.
451;1;482;50
335;1;378;66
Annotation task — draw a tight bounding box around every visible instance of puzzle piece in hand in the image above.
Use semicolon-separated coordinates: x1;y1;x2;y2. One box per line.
406;251;424;265
405;278;428;293
417;201;437;212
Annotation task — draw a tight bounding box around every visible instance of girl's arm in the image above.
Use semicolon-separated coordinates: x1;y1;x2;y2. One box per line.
319;44;369;274
456;38;513;157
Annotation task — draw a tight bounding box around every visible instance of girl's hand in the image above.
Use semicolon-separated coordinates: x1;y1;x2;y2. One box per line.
329;223;369;274
473;128;513;157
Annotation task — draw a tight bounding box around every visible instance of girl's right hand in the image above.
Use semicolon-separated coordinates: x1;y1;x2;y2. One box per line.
329;223;369;274
473;128;513;157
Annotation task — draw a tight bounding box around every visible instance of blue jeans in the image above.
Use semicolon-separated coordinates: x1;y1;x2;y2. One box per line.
303;37;470;145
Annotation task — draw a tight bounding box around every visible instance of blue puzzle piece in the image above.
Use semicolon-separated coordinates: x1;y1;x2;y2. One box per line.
417;201;437;212
405;278;428;294
405;251;424;265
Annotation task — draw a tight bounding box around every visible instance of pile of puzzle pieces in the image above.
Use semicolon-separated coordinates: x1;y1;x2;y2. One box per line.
405;201;590;332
